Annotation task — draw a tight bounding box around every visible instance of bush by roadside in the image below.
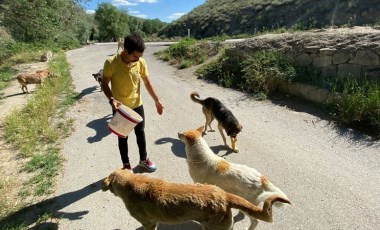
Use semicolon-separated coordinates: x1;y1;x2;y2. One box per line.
196;49;380;136
155;38;222;69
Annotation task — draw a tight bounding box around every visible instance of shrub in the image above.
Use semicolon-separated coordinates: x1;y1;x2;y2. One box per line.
332;78;380;133
195;50;245;89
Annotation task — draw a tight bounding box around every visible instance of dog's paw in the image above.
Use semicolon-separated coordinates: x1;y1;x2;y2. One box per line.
232;148;239;153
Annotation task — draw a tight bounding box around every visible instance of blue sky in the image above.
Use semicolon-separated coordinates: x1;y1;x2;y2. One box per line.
83;0;205;23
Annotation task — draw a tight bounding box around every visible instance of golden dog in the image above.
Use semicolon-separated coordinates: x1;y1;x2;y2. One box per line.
190;91;242;153
102;169;290;230
178;126;291;230
117;38;124;53
16;69;55;93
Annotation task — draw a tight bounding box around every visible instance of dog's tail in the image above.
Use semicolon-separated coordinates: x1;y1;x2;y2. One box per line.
190;91;204;104
227;193;291;223
257;176;289;207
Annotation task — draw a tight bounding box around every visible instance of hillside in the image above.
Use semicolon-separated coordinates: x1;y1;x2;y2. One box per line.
158;0;380;39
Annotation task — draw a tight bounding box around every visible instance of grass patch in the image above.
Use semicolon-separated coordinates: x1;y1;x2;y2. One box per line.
195;50;245;90
242;50;310;93
0;41;61;92
331;78;380;135
155;38;221;69
1;52;77;225
0;67;16;92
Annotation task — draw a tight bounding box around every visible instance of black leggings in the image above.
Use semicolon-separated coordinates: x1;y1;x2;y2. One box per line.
113;105;147;164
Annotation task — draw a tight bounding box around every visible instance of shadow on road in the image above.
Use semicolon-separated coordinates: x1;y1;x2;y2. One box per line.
4;91;27;98
86;114;112;143
210;145;233;157
75;86;99;100
0;179;103;229
155;137;186;158
269;93;380;143
135;221;201;230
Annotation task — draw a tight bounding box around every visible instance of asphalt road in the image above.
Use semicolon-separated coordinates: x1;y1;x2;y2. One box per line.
55;42;380;229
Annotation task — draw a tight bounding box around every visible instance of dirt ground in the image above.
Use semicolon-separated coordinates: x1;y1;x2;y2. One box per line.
0;62;49;216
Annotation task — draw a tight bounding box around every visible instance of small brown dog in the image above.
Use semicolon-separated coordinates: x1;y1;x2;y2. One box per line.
117;38;124;53
92;69;103;91
16;69;54;93
190;91;242;152
102;169;290;230
40;51;52;62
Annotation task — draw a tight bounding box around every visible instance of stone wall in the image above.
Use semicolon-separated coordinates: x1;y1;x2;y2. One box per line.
231;27;380;82
292;46;380;81
224;27;380;104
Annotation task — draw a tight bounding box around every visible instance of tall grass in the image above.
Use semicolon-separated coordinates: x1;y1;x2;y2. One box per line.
1;52;77;223
196;48;380;134
242;51;304;93
0;41;63;91
155;38;221;69
332;78;380;134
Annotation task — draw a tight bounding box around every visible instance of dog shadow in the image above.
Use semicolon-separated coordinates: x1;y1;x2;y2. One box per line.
75;86;98;100
135;221;201;230
210;145;234;157
0;179;103;229
134;214;245;229
86;114;112;143
3;91;27;98
155;137;186;158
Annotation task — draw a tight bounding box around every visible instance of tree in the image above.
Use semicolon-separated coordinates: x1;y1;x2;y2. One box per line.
94;3;130;41
1;0;91;45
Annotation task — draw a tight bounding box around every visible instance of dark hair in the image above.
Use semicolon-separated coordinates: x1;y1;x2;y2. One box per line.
123;34;145;53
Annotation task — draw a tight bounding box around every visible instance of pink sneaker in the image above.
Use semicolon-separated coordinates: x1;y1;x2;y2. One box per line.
139;158;157;172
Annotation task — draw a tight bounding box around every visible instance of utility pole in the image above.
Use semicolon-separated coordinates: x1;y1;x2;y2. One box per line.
188;28;190;38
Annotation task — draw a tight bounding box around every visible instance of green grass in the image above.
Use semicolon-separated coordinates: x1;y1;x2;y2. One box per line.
331;78;380;134
155;38;221;69
0;41;62;91
195;48;380;134
1;52;77;225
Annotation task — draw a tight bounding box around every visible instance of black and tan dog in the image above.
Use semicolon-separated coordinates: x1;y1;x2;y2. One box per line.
102;169;290;230
190;91;242;152
92;69;103;91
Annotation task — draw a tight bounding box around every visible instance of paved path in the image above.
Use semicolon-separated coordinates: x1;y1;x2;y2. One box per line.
55;42;380;230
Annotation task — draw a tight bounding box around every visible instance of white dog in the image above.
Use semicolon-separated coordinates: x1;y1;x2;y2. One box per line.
178;126;290;230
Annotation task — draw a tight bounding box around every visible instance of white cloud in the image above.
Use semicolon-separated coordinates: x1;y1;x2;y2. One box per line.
128;10;148;19
86;9;95;14
134;14;148;19
168;13;185;20
135;0;158;3
111;0;137;6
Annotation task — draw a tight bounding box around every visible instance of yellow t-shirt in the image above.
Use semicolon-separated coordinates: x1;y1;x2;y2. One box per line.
103;53;149;109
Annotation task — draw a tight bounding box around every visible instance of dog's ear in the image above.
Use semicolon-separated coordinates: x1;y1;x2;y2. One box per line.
102;176;111;191
102;172;117;192
197;126;204;133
